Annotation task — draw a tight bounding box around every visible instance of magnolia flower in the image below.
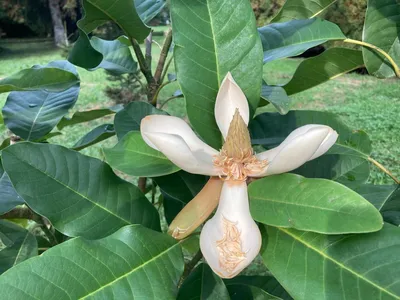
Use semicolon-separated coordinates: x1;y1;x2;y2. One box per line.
141;73;338;278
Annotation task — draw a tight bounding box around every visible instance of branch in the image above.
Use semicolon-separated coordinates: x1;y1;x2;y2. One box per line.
145;31;153;70
178;250;203;287
138;177;147;193
343;38;400;78
130;37;155;86
154;29;173;83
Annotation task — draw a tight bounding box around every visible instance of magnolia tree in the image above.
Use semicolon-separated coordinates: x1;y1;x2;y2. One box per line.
0;0;399;299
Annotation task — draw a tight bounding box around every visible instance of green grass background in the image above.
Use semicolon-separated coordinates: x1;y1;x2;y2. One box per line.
0;32;398;184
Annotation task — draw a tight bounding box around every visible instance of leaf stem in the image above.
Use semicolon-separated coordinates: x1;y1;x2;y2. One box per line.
161;55;174;84
151;81;173;105
178;250;203;287
343;38;400;77
368;157;400;184
159;95;181;109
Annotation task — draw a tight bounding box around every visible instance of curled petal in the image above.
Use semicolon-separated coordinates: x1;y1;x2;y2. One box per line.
252;125;338;177
200;181;261;278
215;72;250;139
141;115;219;176
168;177;223;240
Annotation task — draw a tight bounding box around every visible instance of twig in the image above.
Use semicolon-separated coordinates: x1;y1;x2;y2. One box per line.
178;250;203;287
145;31;153;70
130;37;155;86
161;55;174;84
154;29;173;84
368;157;400;184
159;95;181;109
343;39;400;78
151;81;174;105
138;177;147;193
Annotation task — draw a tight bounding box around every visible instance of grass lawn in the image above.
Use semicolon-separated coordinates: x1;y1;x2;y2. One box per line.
0;33;398;184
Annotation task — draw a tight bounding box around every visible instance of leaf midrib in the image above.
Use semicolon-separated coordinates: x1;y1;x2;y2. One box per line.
279;228;399;299
79;242;180;299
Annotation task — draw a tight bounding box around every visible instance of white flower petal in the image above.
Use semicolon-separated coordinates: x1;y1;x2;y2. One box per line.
253;125;338;176
200;181;261;278
215;72;250;139
144;132;219;176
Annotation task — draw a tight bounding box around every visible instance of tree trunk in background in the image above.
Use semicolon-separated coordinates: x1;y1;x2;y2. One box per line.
48;0;69;47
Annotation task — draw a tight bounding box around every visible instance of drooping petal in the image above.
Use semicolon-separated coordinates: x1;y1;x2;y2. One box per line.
200;181;261;279
141;115;220;176
252;125;338;177
168;177;223;240
215;73;250;139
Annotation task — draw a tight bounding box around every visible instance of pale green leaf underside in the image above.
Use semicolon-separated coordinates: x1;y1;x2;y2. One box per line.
272;0;336;23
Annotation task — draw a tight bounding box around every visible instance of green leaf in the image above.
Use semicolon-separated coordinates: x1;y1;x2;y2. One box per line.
224;275;292;300
170;0;263;149
90;36;138;74
284;48;364;95
104;131;179;177
2;61;80;141
261;223;400;300
114;101;167;140
260;81;291;114
2;142;160;239
0;220;37;275
0;64;79;94
72;124;115;151
154;171;208;224
136;0;166;24
57;105;122;130
79;0;149;41
227;284;282;300
357;184;400;226
177;263;230;300
0;160;23;214
249;174;382;234
363;0;400;78
259;18;345;63
0;225;184;299
68;29;103;69
272;0;336;23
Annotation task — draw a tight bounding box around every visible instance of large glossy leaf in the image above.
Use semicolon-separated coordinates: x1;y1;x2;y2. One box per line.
0;225;184;299
2;143;160;239
90;36;138;74
72;124;115;151
114;101;167;140
170;0;263;149
261;224;400;300
57;105;122;130
0;160;23;214
260;81;291;114
272;0;336;23
0;64;79;94
357;184;400;226
0;220;37;275
224;275;292;300
259;18;345;63
227;284;282;300
2;61;80;141
177;263;230;300
249;174;382;234
154;171;208;224
363;0;400;78
284;48;364;95
104;131;179;177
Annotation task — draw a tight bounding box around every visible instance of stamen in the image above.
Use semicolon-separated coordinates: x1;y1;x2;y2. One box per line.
216;216;246;274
